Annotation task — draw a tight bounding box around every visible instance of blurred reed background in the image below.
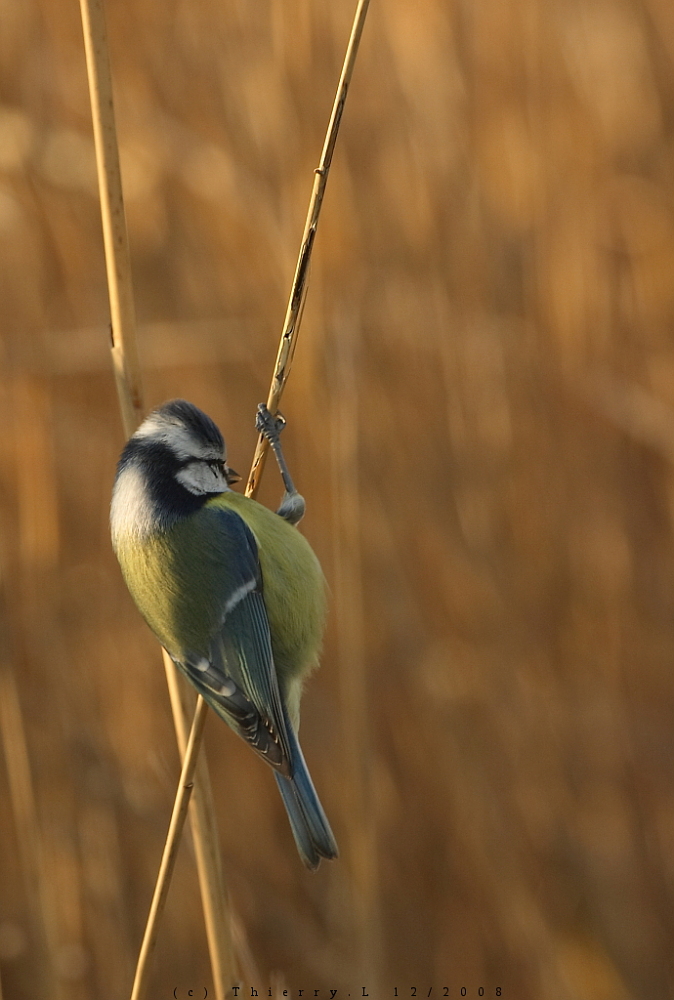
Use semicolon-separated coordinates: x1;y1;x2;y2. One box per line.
1;0;674;997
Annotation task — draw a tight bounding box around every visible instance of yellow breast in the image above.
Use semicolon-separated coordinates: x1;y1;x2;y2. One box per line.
206;491;327;686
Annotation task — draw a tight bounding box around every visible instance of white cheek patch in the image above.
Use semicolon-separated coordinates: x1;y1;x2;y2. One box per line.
176;461;229;495
110;464;155;540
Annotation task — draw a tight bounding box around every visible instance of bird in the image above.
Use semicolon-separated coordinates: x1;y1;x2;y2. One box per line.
110;398;338;870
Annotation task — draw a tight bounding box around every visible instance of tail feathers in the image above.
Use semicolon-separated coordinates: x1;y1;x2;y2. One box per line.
275;726;338;871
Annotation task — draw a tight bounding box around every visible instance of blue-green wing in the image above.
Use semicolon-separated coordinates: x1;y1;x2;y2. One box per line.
176;507;293;775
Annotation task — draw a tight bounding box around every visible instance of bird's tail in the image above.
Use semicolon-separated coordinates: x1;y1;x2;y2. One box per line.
275;722;338;871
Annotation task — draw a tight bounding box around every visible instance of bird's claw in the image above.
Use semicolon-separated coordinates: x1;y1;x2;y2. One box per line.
255;403;302;520
256;403;286;443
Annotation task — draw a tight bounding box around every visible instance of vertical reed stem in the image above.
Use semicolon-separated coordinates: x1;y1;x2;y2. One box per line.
330;320;382;987
0;661;59;1000
78;0;235;994
78;0;143;435
81;0;371;991
0;391;61;1000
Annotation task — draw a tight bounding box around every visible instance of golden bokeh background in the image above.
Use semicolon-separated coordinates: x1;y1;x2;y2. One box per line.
1;0;674;997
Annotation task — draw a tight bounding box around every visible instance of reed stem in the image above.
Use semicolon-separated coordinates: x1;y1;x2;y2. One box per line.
79;0;235;993
81;0;370;992
157;6;373;944
246;0;371;499
78;0;143;436
130;698;209;1000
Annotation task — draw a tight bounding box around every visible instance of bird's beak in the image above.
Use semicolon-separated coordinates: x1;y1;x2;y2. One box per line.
225;466;241;485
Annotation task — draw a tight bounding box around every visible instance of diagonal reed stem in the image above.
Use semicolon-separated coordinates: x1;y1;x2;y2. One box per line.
246;0;371;499
130;697;209;1000
78;0;235;995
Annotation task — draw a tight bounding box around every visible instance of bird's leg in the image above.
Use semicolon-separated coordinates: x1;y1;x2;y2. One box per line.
255;404;306;525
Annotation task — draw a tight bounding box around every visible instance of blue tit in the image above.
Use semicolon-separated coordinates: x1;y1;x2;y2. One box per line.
110;399;338;870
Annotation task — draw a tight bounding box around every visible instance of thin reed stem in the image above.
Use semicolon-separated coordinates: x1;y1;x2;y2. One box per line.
246;0;371;499
131;0;371;982
162;660;236;992
82;0;370;991
0;661;59;1000
0;388;61;999
130;697;209;1000
146;5;372;964
78;0;143;435
78;0;235;994
330;320;382;986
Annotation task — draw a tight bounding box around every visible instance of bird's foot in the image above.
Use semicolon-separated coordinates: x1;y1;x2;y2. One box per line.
256;403;286;444
255;404;305;524
276;490;306;525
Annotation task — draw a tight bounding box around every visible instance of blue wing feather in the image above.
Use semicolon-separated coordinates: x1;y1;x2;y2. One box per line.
177;508;293;774
171;504;336;866
274;709;339;869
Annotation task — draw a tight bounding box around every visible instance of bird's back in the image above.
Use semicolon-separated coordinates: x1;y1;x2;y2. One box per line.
209;492;327;693
115;490;326;712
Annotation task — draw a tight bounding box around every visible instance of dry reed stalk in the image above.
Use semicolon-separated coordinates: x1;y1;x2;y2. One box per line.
131;689;230;1000
78;0;235;995
269;971;288;999
0;387;61;1000
133;0;370;984
246;0;371;499
229;909;263;985
329;322;382;987
130;699;208;1000
162;666;235;991
147;0;370;909
81;0;370;990
78;0;143;434
579;371;674;464
0;660;59;1000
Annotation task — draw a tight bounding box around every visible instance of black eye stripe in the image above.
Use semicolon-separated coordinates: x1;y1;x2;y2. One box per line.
175;457;223;469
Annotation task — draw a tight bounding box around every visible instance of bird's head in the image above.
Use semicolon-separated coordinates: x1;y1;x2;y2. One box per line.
111;399;240;539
